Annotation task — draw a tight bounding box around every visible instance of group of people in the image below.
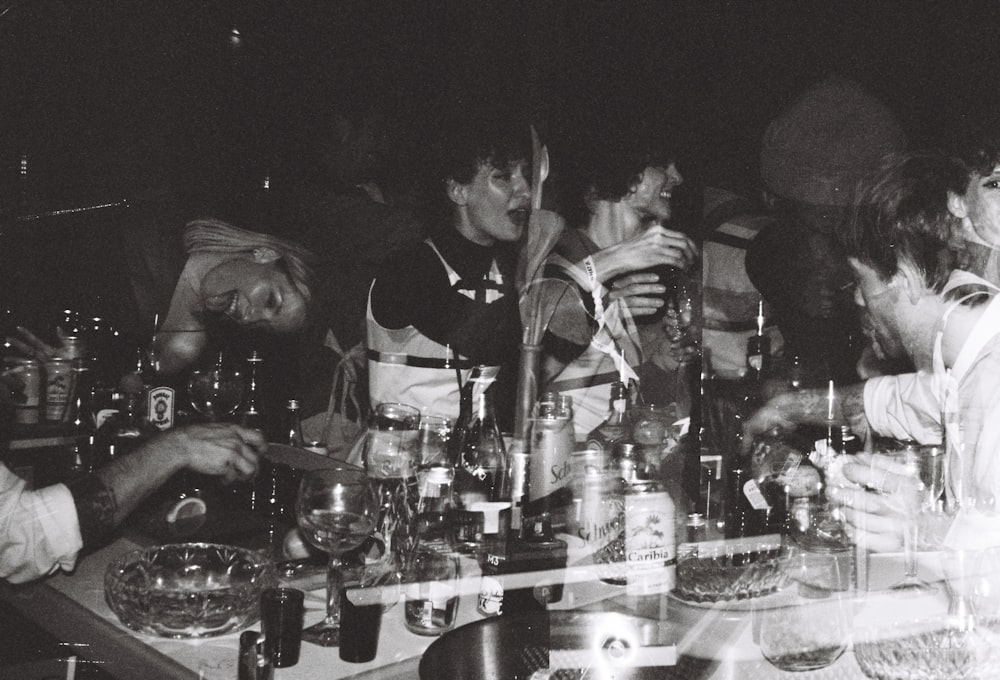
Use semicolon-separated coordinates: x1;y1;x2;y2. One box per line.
4;74;1000;583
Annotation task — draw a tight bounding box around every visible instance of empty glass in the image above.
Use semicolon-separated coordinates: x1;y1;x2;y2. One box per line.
417;414;453;467
364;403;421;479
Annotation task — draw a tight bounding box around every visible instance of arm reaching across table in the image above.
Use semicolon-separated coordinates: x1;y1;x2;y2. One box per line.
0;423;264;584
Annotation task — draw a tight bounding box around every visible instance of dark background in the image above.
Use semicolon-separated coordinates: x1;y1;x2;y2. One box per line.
2;0;1000;338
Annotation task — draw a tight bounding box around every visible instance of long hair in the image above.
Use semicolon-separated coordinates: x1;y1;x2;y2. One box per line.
183;218;315;305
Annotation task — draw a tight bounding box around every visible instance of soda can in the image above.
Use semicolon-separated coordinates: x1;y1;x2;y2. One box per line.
624;481;676;596
43;358;76;422
3;357;41;424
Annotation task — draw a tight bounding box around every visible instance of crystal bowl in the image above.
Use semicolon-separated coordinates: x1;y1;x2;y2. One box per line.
105;542;277;638
673;539;789;603
854;617;1000;680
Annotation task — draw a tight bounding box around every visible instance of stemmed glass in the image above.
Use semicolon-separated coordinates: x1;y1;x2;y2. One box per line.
890;444;945;593
295;466;378;647
186;351;245;421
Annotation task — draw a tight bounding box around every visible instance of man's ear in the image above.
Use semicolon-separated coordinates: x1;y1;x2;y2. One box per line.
897;259;926;305
446;178;468;207
252;247;280;263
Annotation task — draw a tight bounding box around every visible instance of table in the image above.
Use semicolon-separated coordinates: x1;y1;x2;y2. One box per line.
0;445;961;680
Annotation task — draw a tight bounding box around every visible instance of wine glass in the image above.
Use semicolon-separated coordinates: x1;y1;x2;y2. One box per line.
889;444;943;593
296;466;378;646
186;351;245;421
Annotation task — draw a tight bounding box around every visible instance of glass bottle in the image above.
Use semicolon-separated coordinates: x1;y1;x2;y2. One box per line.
239;350;265;432
95;388;153;460
525;392;573;521
404;464;460;636
142;320;176;431
724;460;770;539
746;298;771;377
282;399;305;447
585;381;628;457
451;367;508;507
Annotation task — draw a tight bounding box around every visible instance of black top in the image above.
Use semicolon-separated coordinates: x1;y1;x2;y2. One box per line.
370;228;521;365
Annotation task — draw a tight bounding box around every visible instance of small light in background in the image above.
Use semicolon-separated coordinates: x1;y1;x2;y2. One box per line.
228;26;243;49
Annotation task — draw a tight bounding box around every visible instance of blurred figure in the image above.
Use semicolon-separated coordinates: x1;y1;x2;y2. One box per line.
538;126;697;436
0;373;263;583
746;77;908;385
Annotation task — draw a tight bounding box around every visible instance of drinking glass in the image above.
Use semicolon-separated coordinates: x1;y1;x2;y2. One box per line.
186;351;245;421
888;444;943;593
295;466;378;646
417;414;453;467
364;403;421;478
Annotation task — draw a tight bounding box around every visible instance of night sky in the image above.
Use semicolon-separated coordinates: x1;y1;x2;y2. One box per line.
2;0;1000;332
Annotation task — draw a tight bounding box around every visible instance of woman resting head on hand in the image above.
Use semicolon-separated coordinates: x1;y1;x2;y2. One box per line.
153;218;314;374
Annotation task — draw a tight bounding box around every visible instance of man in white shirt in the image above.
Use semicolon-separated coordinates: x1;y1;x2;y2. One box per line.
746;151;1000;551
1;377;263;583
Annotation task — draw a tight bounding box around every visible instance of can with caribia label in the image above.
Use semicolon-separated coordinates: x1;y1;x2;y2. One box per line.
624;480;676;596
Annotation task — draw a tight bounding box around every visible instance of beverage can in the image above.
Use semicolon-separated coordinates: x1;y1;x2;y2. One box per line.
624;481;676;596
4;357;41;424
43;358;76;422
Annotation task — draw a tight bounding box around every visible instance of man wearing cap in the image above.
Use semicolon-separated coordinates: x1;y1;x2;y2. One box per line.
746;77;908;386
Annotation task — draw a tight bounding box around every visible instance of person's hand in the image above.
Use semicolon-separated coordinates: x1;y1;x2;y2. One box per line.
156;423;265;484
608;272;666;317
620;224;698;272
825;452;921;552
5;326;67;361
592;225;698;282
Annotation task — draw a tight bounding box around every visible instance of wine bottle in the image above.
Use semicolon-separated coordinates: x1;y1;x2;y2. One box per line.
585;381;628;457
282;399;305;447
239;351;265;433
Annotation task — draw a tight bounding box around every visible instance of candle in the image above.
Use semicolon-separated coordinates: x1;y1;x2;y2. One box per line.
827;379;835;421
756;298;765;336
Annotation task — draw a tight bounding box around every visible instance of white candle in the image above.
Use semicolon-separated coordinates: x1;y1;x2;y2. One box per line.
827;379;835;421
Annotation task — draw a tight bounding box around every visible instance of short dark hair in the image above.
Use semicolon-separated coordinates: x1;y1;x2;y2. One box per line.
435;106;532;186
561;119;675;225
839;151;967;292
956;123;1000;179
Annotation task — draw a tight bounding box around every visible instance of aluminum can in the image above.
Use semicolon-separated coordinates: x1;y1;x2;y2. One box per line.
574;467;623;553
4;357;41;424
624;480;675;596
43;358;76;422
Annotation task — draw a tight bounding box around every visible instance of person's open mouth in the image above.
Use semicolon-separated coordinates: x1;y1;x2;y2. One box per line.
508;207;530;228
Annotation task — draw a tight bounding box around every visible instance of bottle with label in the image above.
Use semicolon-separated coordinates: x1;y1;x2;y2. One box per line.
623;480;676;596
524;392;574;523
585;381;628;457
141;322;176;431
281;399;305;447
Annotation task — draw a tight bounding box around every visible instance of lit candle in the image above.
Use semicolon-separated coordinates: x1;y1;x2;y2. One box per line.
756;298;765;337
827;379;835;421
